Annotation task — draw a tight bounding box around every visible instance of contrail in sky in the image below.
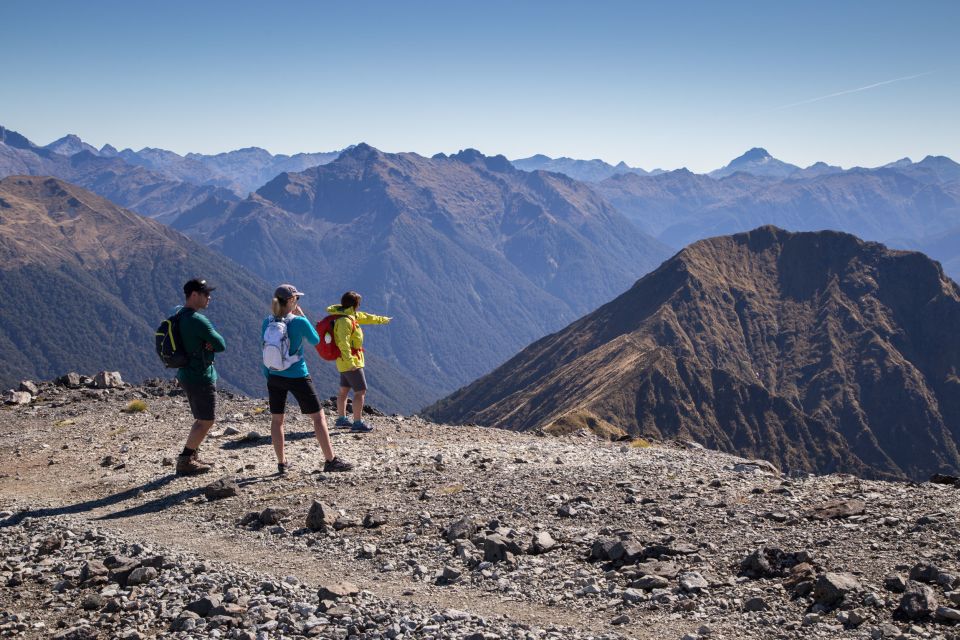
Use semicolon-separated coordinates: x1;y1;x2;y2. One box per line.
772;71;935;110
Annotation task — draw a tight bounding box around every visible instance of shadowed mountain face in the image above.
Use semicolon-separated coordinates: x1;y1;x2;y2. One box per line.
174;145;671;404
0;176;430;412
424;226;960;481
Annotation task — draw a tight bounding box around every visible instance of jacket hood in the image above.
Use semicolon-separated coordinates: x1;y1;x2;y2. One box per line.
326;305;356;315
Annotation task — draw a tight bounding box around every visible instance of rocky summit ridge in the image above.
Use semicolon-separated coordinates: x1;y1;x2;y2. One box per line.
426;226;960;482
2;377;960;639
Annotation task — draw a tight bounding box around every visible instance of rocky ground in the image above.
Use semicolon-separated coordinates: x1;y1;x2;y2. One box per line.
1;374;960;639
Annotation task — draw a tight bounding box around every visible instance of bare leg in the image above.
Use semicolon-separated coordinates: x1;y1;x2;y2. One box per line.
337;386;350;417
309;412;335;462
352;390;366;422
185;419;215;450
270;414;286;463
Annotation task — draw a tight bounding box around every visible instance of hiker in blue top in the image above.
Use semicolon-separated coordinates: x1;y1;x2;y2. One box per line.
261;284;353;475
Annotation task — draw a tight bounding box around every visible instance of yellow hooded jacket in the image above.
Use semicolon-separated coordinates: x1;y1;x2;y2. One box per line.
327;305;390;373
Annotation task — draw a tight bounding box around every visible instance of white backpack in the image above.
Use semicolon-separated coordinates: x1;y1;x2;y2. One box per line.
262;315;302;371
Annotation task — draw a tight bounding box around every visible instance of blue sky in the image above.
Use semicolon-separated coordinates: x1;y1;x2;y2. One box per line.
2;0;958;172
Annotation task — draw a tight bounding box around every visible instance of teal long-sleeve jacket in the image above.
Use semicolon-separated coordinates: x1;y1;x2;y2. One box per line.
175;308;226;385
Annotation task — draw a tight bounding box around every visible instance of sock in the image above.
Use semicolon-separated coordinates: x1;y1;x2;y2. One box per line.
181;446;196;457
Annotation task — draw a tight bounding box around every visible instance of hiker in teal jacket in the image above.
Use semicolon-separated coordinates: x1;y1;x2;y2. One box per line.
175;278;226;476
328;290;391;432
261;284;353;475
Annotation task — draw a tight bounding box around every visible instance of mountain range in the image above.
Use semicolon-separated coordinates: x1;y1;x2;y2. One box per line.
0;127;345;220
594;158;960;279
510;154;662;182
172;144;671;404
42;131;345;196
0;126;240;220
0;176;430;412
425;226;960;482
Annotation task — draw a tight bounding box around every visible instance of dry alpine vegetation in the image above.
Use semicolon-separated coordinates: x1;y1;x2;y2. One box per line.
1;375;960;640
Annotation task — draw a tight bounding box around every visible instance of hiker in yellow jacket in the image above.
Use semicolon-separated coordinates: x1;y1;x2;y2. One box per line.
328;290;391;432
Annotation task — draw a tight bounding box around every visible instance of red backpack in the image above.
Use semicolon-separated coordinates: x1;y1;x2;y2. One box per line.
315;315;358;361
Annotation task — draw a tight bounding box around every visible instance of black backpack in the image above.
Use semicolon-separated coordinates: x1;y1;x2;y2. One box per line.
155;310;190;368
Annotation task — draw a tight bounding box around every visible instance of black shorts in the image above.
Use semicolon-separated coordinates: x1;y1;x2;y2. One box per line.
267;375;321;415
339;368;367;391
180;380;216;421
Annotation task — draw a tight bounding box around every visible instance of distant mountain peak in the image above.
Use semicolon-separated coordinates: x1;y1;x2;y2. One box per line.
449;148;513;173
0;125;36;150
883;157;914;169
45;134;99;157
450;148;485;163
919;155;959;166
337;142;380;162
710;147;799;179
734;147;772;163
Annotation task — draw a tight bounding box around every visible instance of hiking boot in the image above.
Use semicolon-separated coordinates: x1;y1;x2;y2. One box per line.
176;454;211;476
350;419;373;433
323;457;354;472
192;452;214;467
334;416;352;428
277;462;288;476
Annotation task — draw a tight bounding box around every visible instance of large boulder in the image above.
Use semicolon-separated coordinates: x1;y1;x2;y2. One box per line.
318;581;359;601
4;391;31;405
740;547;811;578
203;478;238;501
18;380;39;395
443;516;477;542
57;372;81;388
812;572;861;608
895;581;938;621
94;371;124;389
306;500;336;532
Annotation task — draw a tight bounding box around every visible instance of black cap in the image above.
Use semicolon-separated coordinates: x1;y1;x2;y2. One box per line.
184;278;216;296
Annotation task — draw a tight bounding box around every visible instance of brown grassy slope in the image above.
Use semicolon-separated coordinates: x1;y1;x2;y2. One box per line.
425;226;960;481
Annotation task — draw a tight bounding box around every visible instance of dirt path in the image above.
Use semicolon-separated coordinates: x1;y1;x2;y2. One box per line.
2;461;653;638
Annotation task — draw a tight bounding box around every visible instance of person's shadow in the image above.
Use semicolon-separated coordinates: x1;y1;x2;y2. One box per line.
1;473;267;526
219;429;346;450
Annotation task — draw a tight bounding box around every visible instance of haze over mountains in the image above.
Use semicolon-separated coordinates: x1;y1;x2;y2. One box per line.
0;127;344;218
425;226;960;482
43;131;346;196
6;125;959;280
0;176;430;413
0;126;241;220
593;150;960;279
511;154;663;182
172;144;671;403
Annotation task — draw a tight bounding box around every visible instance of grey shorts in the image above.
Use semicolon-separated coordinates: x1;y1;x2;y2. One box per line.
339;368;367;391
